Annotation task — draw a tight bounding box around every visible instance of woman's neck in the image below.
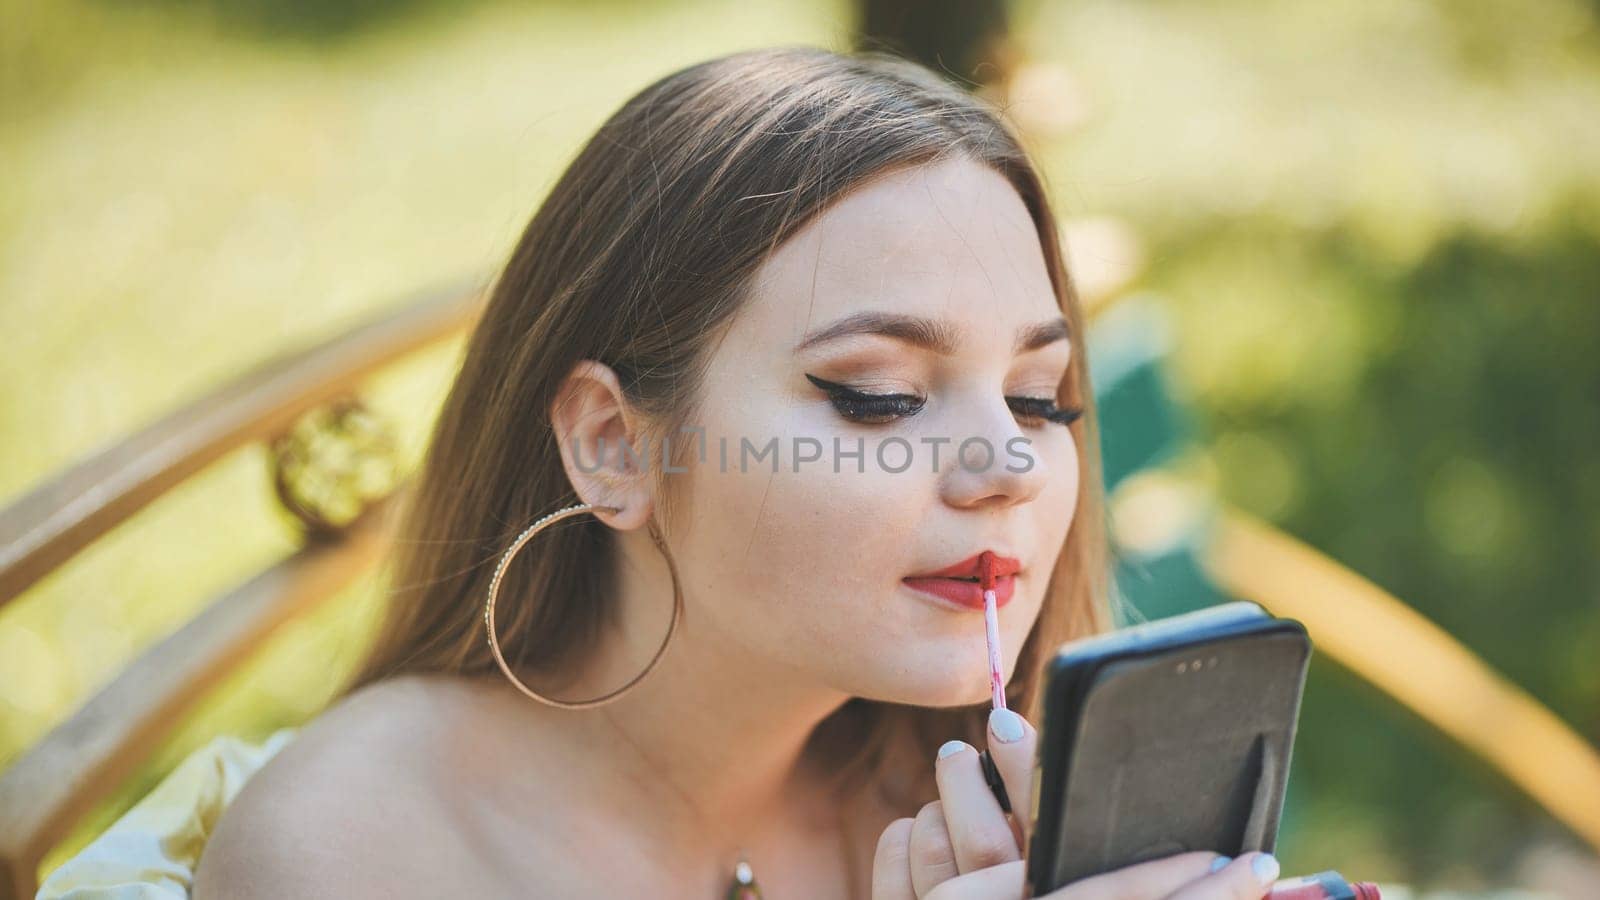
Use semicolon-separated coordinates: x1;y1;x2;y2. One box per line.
566;629;853;841
484;557;867;858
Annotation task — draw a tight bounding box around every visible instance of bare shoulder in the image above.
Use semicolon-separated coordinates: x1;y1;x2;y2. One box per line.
192;674;479;899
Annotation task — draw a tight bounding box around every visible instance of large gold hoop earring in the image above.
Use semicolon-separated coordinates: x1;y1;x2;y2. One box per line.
482;501;683;709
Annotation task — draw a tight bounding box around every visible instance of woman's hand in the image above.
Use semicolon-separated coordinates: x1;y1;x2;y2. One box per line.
870;707;1284;899
870;706;1038;898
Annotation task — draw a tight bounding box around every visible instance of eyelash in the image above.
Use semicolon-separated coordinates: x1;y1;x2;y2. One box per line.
805;374;1084;428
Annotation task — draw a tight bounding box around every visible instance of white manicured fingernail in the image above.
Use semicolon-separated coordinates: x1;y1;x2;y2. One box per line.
1251;853;1280;885
989;708;1024;743
937;739;968;759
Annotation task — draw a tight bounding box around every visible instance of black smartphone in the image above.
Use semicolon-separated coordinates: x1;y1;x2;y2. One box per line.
1023;600;1311;896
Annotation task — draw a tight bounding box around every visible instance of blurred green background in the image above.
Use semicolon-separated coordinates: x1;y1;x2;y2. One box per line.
2;0;1597;894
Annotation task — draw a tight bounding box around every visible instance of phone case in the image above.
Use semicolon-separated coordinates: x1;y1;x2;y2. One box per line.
1025;601;1312;894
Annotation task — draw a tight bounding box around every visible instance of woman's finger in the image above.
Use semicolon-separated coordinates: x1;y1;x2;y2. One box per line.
1044;852;1227;900
907;799;959;897
983;708;1037;850
933;739;1023;874
1161;851;1281;900
871;817;918;900
919;859;1027;900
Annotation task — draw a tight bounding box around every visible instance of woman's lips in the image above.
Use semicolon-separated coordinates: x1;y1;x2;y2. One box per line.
901;574;1016;611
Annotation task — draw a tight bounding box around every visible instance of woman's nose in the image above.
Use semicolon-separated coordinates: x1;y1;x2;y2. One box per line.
934;403;1051;510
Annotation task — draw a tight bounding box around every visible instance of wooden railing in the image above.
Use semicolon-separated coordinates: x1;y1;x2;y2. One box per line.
0;279;486;900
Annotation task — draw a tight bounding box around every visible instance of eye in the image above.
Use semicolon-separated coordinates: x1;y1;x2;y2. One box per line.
805;373;925;425
1007;395;1085;427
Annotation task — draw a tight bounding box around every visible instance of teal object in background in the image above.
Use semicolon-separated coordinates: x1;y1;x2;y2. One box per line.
1088;295;1195;495
1112;532;1231;624
1087;296;1227;623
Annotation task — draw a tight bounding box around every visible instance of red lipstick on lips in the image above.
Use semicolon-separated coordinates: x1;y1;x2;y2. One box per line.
901;550;1021;611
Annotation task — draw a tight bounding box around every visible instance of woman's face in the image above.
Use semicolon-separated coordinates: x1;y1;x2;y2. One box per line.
670;155;1080;708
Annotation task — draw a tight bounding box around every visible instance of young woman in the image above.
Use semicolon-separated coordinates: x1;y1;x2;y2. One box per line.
192;46;1280;900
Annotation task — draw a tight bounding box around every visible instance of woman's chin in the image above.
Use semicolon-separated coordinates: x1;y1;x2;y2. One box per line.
872;664;995;709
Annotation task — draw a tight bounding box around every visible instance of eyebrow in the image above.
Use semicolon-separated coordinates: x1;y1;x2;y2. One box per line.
792;311;1071;356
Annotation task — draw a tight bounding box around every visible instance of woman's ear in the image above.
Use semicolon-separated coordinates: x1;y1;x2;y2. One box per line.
548;359;655;533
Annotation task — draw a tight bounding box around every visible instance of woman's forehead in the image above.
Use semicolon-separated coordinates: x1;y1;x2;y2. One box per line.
741;157;1059;355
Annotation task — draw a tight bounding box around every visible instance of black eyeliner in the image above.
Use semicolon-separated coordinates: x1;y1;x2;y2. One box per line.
803;372;918;401
1007;396;1085;426
805;373;1081;427
805;372;926;423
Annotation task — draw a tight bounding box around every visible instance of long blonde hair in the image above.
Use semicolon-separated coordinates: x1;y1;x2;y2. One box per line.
342;45;1113;813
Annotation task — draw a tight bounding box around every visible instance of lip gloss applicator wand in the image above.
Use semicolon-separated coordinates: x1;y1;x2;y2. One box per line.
976;550;1014;814
982;550;1007;711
